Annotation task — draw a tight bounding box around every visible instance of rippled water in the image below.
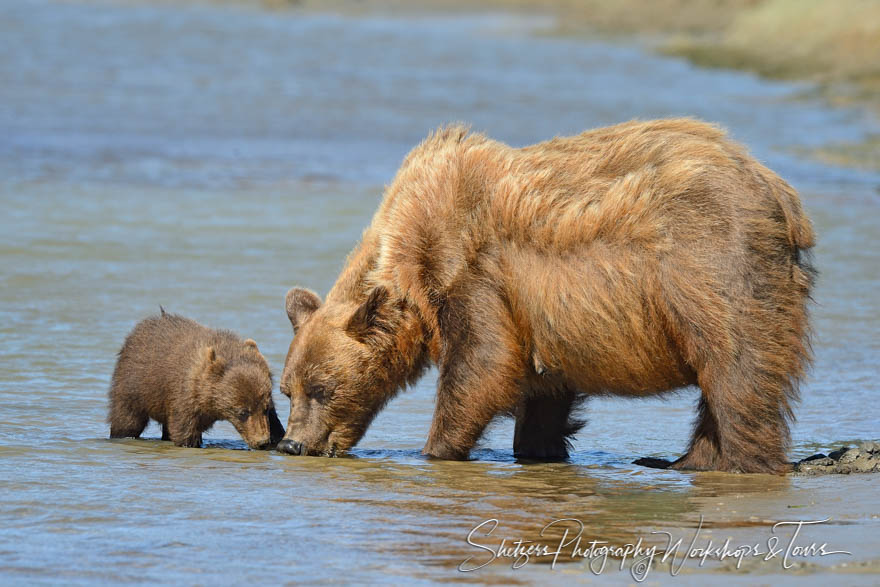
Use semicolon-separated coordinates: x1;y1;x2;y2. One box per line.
1;0;879;584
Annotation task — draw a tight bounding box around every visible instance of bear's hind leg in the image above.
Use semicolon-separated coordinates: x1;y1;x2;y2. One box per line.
513;390;584;461
670;396;722;471
673;360;791;474
658;262;800;474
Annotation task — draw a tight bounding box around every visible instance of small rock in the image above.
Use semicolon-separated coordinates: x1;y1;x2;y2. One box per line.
792;444;880;475
853;457;877;473
796;463;834;475
839;448;861;464
828;447;850;461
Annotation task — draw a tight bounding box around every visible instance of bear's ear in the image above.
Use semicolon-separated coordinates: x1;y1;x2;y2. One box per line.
200;345;226;377
286;287;322;333
345;286;389;343
244;338;259;351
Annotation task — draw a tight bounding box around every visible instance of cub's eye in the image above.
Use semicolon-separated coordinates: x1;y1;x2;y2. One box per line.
305;383;328;402
237;409;250;422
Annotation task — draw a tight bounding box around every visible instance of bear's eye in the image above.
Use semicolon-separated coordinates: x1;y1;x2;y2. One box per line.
237;409;250;422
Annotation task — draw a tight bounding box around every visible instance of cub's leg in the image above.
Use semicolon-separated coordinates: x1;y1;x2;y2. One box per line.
167;402;203;448
108;389;149;439
109;408;149;439
513;390;584;461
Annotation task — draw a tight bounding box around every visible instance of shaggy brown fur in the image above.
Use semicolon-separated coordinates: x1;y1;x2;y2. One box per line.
277;118;815;474
108;310;285;449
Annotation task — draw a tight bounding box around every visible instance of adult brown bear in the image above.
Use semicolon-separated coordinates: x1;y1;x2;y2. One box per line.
277;119;815;474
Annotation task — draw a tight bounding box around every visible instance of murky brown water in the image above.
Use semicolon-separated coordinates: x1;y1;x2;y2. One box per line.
1;0;879;584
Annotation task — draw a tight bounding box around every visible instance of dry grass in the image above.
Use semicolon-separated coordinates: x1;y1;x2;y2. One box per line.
663;0;880;86
288;0;879;106
473;0;880;101
808;136;880;170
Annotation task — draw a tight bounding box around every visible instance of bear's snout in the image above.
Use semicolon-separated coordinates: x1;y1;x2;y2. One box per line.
276;438;304;455
243;435;273;450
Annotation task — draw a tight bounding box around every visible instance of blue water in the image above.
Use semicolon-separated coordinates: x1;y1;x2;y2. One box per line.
1;0;878;584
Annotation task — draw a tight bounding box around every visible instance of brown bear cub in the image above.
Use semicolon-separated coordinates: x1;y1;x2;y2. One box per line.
108;309;285;449
277;118;815;474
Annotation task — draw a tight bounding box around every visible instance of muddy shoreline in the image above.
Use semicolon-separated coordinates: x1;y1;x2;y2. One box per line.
634;441;880;476
794;442;880;475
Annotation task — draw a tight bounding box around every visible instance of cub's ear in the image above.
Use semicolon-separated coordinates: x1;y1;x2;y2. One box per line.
345;286;389;342
243;339;270;369
199;346;226;376
286;287;322;333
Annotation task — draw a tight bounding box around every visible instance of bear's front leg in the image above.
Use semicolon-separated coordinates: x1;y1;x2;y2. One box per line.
422;302;523;460
423;363;521;460
167;403;203;448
